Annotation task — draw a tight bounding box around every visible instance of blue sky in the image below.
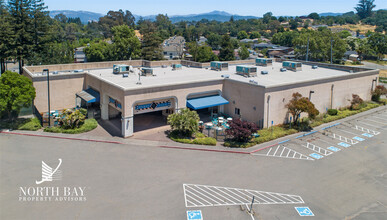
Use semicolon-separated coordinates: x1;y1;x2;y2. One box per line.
44;0;387;16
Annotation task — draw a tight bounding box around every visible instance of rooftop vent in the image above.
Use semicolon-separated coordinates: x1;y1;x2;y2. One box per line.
53;71;59;74
123;73;128;78
280;68;287;72
249;80;258;85
312;65;318;69
74;69;84;73
261;71;268;75
221;74;230;78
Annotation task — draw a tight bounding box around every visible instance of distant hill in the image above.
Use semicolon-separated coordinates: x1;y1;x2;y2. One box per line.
319;12;344;17
49;10;104;23
48;10;350;24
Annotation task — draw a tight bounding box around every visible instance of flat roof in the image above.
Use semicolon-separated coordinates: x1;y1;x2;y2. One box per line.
86;62;352;90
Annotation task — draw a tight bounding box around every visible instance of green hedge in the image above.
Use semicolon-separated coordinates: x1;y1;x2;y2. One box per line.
44;119;98;134
0;117;41;131
169;130;217;146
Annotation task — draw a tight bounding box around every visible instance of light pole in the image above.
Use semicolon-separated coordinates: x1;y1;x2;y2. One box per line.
309;90;315;101
43;69;50;127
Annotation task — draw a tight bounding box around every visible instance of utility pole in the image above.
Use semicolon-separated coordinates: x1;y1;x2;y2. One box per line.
306;36;309;62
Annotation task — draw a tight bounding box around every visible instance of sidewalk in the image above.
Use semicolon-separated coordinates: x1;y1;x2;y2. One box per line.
1;105;386;154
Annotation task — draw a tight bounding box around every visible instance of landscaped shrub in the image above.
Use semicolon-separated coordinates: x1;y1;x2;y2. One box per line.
169;130;216;146
225;118;259;142
286;92;319;124
167;108;199;137
57;108;86;129
327;109;338;116
371;85;387;102
0;117;41;131
350;94;365;110
44;118;97;134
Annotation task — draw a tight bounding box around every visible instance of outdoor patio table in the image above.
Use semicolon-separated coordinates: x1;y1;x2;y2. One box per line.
218;117;224;120
227;117;232;121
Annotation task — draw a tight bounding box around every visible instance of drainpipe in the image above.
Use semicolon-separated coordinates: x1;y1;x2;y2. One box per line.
330;84;334;109
266;95;271;128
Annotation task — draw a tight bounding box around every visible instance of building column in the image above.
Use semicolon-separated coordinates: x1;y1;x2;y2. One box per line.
121;116;134;137
219;105;224;114
101;94;109;120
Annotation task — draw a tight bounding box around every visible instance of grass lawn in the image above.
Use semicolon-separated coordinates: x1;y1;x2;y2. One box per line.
0;117;41;131
379;70;387;78
44;119;98;134
364;60;387;65
169;130;217;146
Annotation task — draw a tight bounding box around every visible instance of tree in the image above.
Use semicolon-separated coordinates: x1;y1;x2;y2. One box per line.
155;14;173;40
206;33;222;49
84;41;114;62
219;35;235;61
8;0;34;74
0;71;36;120
308;12;320;20
371;85;387;102
263;12;273;24
187;42;218;62
350;94;365;110
286;92;319;124
237;30;248;40
225;118;259;142
141;21;163;61
0;0;14;73
98;10;135;38
238;45;249;60
249;31;261;39
367;32;387;61
111;25;141;60
167;108;200;137
355;0;376;19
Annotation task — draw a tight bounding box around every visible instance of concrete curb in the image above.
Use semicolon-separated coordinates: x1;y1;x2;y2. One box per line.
0;131;124;145
159;145;251;154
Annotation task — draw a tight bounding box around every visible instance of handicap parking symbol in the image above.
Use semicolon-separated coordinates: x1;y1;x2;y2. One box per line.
295;207;314;216
338;142;351;148
309;153;323;159
328;146;340;152
353;136;365;141
187;210;203;220
362;133;374;138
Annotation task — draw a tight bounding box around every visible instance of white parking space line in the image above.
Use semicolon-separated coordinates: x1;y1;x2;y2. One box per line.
252;145;314;161
351;125;380;135
336;128;365;137
326;132;359;145
369;115;387;122
361;118;387;125
356;121;386;130
302;142;333;156
183;184;304;208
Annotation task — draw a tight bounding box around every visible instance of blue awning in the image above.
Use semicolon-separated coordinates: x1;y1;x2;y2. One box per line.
187;95;229;110
76;88;100;103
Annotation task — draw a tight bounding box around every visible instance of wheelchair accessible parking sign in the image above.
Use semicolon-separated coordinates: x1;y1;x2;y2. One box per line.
187;210;203;220
295;207;314;216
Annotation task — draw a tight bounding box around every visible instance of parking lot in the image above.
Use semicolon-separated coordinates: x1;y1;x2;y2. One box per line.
1;107;386;219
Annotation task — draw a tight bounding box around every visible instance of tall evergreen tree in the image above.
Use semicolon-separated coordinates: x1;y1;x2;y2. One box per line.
8;0;34;74
355;0;376;19
29;0;50;65
219;35;235;61
141;21;163;61
0;0;15;73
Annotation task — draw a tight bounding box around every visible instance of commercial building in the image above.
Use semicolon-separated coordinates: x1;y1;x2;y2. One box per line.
23;59;379;138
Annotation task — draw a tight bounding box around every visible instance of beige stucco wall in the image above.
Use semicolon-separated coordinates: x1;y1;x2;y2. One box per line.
31;74;85;112
263;70;379;127
123;80;224;117
222;80;266;126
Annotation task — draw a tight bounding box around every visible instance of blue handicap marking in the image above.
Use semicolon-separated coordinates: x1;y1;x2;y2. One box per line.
362;133;374;138
338;142;351;148
309;153;323;159
328;146;341;152
187;210;203;220
353;136;365;141
295;207;314;216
